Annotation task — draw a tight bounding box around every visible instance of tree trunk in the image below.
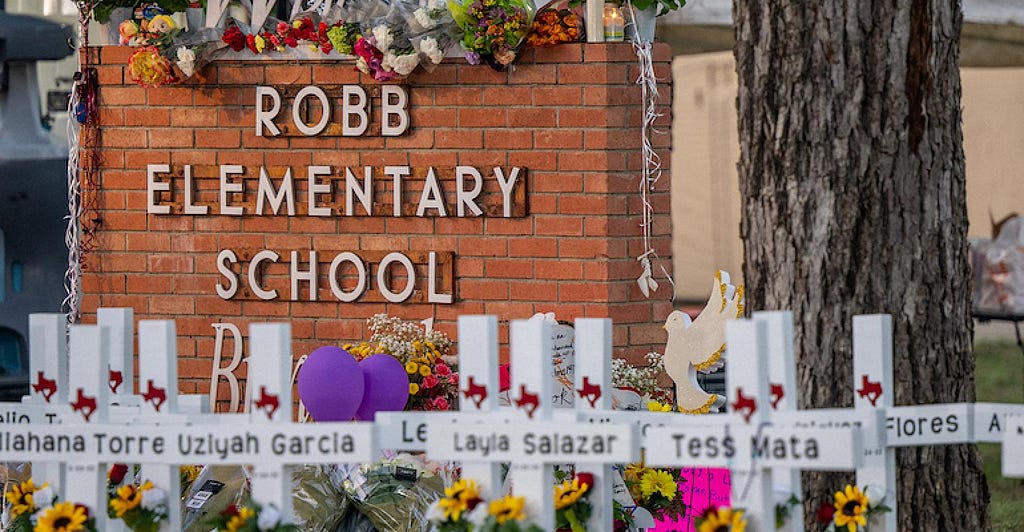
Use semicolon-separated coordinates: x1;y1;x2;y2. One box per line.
733;1;990;529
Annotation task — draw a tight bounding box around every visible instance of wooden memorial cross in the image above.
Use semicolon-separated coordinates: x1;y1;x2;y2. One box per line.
642;319;863;531
428;317;638;530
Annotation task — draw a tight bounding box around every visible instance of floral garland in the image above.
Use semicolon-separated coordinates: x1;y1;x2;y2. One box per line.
3;479;99;532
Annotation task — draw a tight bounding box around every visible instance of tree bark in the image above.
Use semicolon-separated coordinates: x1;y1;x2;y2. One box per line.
733;0;990;529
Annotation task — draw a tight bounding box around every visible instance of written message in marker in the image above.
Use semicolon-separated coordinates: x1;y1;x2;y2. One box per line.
0;423;375;464
427;422;638;464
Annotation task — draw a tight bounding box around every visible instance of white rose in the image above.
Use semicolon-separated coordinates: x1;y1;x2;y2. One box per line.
140;488;167;513
391;53;420;76
381;51;397;72
176;47;196;77
257;505;282;530
372;25;393;51
414;8;437;29
420;37;445;64
33;486;55;508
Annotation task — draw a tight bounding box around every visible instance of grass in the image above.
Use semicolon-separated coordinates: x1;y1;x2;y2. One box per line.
975;340;1024;531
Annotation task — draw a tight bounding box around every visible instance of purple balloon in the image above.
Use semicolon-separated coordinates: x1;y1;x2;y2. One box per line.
355;354;410;421
297;347;365;422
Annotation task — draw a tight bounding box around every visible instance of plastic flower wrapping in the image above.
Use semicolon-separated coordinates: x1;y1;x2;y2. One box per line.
448;0;535;69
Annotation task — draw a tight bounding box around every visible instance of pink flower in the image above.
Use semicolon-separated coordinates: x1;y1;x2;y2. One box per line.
448;372;459;385
431;396;450;410
276;21;289;35
434;363;451;377
422;374;440;389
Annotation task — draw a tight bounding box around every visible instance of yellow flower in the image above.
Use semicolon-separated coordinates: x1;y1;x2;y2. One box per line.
444;479;479;503
254;35;266;53
697;507;746;532
227;507;256;532
128;46;173;87
409;383;420;395
488;495;526;524
647;400;672;412
292;20;302;28
5;479;42;518
406;361;419;374
35;502;89;532
180;464;203;484
639;469;677;499
833;485;868;532
438;496;467;521
419;365;432;376
553;478;589;510
110;480;152;517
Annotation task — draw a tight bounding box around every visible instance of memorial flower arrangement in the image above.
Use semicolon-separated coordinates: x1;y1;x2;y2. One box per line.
553;472;593;532
694;505;746;532
612;352;671;403
208;501;299;531
526;1;583;47
345;314;458;411
107;480;169;532
448;0;534;69
425;479;543;532
621;463;685;522
816;485;891;532
127;45;177;87
4;479;98;532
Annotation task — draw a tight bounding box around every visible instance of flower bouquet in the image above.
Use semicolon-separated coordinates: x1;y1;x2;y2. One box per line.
526;0;583;47
4;479;99;532
816;484;892;532
426;479;544;532
336;454;448;531
207;501;299;531
694;506;747;532
554;472;593;532
448;0;535;69
621;463;686;523
345;314;458;412
108;480;169;532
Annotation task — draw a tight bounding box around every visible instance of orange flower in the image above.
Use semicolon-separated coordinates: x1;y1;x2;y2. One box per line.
128;46;175;87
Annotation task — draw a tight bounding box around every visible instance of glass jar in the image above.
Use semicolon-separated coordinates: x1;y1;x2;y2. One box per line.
603;3;624;42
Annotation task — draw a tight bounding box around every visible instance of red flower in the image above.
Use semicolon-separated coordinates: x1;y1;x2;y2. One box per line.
575;472;595;491
222;504;240;517
284;37;298;48
109;463;129;484
222;26;245;52
422;374;440;389
816;501;836;523
434;363;451;377
75;504;91;518
320;42;333;54
431;396;450;410
246;34;258;54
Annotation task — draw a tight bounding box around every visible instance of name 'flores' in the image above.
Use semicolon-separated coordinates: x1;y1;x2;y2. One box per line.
216;249;453;304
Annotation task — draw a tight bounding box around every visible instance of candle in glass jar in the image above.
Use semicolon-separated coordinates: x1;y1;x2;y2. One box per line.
603;3;624;42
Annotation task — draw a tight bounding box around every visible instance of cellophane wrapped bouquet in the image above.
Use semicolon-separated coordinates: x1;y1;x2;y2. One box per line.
448;0;535;69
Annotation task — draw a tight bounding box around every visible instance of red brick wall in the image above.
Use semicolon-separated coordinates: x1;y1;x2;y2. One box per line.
86;43;673;402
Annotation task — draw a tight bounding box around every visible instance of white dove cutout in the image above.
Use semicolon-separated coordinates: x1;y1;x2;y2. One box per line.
664;270;744;414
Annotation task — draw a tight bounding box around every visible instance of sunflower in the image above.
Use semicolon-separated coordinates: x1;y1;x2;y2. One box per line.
445;479;480;503
646;400;672;412
553;478;589;510
833;485;869;531
639;469;677;499
488;495;526;524
35;502;89;532
110;481;152;517
438;496;468;521
226;506;255;532
5;479;42;518
697;507;746;532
